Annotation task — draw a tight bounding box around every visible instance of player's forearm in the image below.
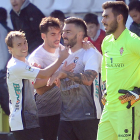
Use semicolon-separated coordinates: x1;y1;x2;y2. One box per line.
63;70;97;86
34;78;48;89
36;84;55;95
37;57;63;79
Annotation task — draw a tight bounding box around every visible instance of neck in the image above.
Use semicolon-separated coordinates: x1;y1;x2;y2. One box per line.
13;55;26;62
71;42;83;53
113;25;126;40
43;43;56;53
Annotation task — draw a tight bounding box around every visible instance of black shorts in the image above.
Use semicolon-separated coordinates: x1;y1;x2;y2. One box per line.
12;127;42;140
58;119;99;140
39;114;60;140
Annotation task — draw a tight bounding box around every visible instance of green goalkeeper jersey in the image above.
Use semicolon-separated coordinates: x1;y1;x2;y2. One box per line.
101;28;140;111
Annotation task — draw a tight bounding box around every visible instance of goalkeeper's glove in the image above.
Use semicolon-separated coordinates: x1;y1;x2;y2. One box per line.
118;88;140;109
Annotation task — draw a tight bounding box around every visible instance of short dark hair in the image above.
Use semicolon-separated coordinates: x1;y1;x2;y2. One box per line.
65;17;87;38
50;10;65;22
0;7;7;23
129;1;140;13
102;1;128;24
83;13;99;25
39;17;60;33
5;31;26;48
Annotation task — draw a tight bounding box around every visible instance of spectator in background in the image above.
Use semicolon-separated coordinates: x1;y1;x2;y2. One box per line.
0;7;11;116
129;0;140;37
10;0;45;54
83;13;106;54
50;10;66;45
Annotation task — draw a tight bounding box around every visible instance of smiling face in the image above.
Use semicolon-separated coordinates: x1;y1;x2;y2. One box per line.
10;0;25;13
8;37;28;61
102;8;118;34
62;23;78;48
87;23;99;38
129;9;140;24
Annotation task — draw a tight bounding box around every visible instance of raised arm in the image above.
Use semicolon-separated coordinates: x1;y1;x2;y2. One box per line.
36;47;69;79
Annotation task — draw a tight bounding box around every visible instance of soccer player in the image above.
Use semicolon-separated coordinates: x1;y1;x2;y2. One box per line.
97;1;140;140
50;10;66;45
48;17;102;140
28;17;75;140
5;31;69;140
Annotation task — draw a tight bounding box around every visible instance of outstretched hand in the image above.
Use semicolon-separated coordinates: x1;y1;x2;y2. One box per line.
118;88;140;109
62;61;76;72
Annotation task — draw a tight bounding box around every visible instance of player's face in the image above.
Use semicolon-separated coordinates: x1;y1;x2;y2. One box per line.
87;23;99;38
129;9;140;24
44;27;61;49
8;37;28;61
10;0;25;13
102;8;118;34
62;23;78;48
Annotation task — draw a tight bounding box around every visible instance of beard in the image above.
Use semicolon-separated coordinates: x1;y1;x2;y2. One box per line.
105;19;118;35
63;34;77;48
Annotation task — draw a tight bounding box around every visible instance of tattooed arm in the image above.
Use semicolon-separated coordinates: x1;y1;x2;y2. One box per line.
48;70;97;86
64;70;97;86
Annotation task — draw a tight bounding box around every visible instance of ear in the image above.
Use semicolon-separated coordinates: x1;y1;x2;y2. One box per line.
117;14;123;23
8;46;12;54
78;31;84;39
41;33;45;40
97;24;100;30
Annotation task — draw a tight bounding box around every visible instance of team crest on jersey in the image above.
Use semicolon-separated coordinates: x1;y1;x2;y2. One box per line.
74;57;79;63
25;65;34;72
120;47;124;55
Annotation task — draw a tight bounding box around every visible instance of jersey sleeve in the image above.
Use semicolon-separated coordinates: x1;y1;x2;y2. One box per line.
101;40;106;82
12;61;40;80
128;33;140;56
83;48;102;73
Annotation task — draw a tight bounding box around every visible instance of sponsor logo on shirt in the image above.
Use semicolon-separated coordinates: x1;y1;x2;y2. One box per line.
120;47;124;55
74;57;79;63
25;65;34;72
106;58;124;68
13;83;21;111
118;129;131;137
95;76;99;98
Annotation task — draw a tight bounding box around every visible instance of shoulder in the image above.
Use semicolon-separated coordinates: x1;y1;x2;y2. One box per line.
29;45;43;58
103;34;112;42
84;48;102;59
25;3;44;15
7;58;26;73
10;9;14;15
127;29;140;41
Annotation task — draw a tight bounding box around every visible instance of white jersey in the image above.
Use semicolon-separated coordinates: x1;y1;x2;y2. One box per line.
7;57;40;131
60;48;103;121
28;44;62;116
